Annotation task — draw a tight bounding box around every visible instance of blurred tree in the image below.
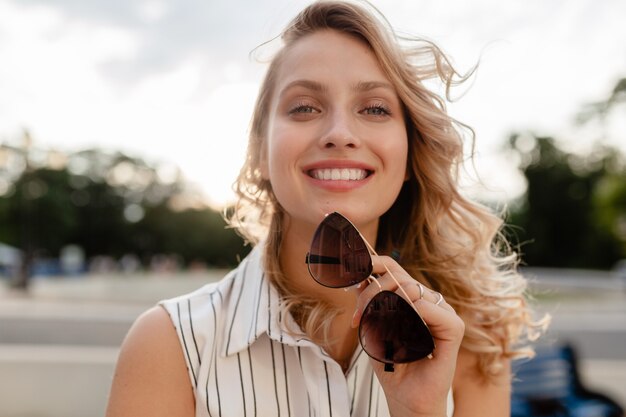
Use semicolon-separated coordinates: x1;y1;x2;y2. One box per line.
134;204;249;267
67;176;128;258
576;77;626;124
505;75;626;269
592;172;626;256
506;134;625;269
0;168;78;288
0;136;248;289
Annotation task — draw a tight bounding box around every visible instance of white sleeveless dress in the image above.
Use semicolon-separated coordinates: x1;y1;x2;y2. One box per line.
160;244;454;416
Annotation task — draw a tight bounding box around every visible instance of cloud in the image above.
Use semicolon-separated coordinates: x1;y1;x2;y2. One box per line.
8;0;312;88
2;0;626;205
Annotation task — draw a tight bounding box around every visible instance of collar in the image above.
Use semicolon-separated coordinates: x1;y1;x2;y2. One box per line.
218;242;323;358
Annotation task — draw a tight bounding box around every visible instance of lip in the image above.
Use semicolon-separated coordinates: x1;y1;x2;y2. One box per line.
302;159;375;171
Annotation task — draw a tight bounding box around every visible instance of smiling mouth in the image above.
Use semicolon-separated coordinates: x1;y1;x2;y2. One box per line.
308;168;371;181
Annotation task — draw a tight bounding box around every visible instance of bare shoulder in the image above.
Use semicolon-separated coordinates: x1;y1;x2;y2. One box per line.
452;348;511;417
106;306;195;417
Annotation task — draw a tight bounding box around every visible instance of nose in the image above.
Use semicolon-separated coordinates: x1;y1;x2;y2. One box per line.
318;109;360;149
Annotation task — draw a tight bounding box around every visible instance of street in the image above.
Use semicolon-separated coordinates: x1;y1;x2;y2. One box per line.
0;271;625;417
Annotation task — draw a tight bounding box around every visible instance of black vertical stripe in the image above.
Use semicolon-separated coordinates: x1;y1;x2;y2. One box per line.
324;361;333;417
177;302;197;386
297;347;312;417
225;261;248;355
281;344;291;417
278;308;284;343
374;383;380;417
350;366;358;415
248;272;265;343
367;369;375;417
215;358;222;417
247;346;258;417
270;339;282;417
237;352;247;417
207;293;218;417
187;298;201;365
266;282;272;338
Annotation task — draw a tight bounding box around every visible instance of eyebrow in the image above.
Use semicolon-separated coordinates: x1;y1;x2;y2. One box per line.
279;79;395;98
353;81;395;93
279;80;327;97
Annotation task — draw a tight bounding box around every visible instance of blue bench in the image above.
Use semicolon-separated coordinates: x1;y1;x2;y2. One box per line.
511;343;624;417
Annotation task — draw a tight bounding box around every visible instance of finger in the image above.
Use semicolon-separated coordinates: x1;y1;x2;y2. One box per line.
370;255;422;297
371;256;452;307
370;255;404;277
351;273;418;327
351;275;449;329
428;291;455;313
413;298;465;359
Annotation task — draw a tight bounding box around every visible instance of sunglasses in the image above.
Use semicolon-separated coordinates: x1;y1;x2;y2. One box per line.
305;212;434;372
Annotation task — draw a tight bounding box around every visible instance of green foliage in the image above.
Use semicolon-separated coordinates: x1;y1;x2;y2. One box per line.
0;142;249;287
132;204;248;267
506;135;625;269
577;77;626;124
2;168;78;255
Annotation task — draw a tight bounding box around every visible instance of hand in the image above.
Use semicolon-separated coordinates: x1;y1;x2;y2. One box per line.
351;255;465;417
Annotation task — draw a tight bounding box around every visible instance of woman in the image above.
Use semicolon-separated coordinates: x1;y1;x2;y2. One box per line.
106;1;545;416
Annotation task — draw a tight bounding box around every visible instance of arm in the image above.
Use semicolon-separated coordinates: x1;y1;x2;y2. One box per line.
452;348;511;417
106;306;195;417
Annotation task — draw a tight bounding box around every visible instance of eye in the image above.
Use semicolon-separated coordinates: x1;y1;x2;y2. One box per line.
361;103;391;117
288;103;319;115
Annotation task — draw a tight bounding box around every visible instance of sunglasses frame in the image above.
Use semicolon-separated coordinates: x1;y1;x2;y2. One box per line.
305;212;435;371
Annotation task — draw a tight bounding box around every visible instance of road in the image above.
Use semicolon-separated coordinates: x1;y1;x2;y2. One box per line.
0;272;625;416
0;300;625;358
3;272;625;358
538;294;626;361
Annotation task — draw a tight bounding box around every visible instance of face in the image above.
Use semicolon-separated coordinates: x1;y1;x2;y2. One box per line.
261;30;408;238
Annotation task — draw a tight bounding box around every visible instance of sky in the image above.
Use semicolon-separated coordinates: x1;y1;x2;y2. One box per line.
1;0;625;207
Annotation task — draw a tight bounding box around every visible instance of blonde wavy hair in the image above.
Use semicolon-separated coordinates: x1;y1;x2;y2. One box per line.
228;0;546;380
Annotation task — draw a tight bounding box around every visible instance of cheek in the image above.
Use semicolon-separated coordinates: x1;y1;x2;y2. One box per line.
261;116;289;180
387;132;409;171
387;134;409;184
264;131;297;183
266;120;305;166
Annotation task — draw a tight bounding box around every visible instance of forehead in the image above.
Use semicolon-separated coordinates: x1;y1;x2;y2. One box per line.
274;29;392;89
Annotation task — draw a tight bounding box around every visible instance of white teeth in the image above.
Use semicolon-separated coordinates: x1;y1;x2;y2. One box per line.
311;168;367;181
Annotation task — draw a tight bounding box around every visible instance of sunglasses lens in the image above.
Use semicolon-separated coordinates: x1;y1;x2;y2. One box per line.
359;291;434;364
307;212;372;288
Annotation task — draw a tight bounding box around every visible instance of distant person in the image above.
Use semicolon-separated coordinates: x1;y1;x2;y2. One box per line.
106;1;545;416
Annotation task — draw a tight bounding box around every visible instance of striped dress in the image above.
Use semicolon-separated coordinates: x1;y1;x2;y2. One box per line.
160;244;453;417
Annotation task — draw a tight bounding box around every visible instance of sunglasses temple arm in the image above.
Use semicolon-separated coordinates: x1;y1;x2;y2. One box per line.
360;235;420;314
359;231;435;361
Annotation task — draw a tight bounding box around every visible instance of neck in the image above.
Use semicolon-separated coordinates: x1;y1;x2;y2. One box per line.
277;215;363;369
278;217;357;309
